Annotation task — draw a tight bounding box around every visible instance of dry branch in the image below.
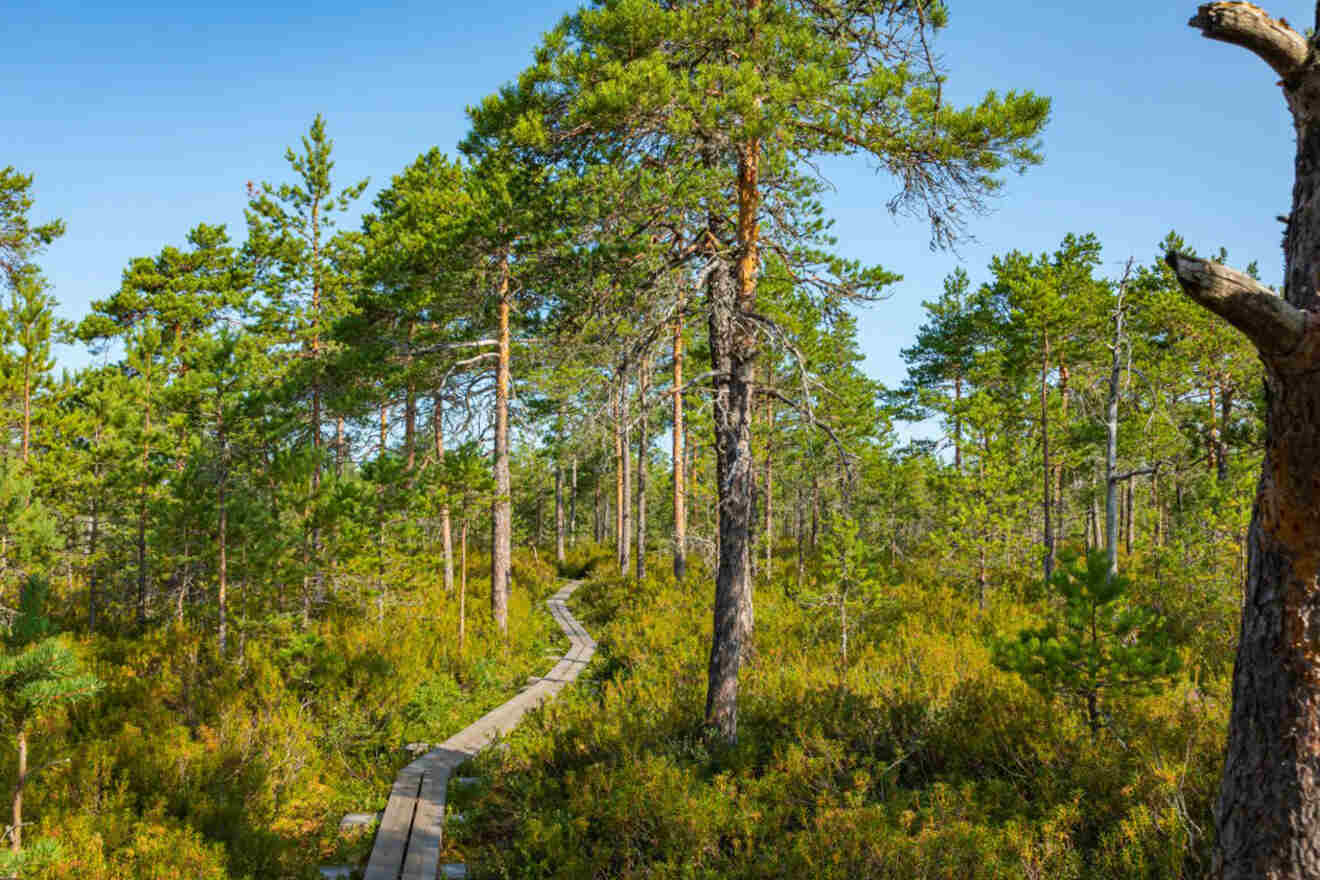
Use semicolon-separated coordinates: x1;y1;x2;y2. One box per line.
1165;251;1306;356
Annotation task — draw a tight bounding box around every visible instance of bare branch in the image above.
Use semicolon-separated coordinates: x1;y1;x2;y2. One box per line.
1165;251;1306;356
1189;2;1308;81
1110;465;1159;484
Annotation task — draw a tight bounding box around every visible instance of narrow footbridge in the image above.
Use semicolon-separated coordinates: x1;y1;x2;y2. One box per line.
362;581;596;880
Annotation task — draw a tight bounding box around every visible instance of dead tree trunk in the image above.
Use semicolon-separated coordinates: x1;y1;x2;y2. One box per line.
636;354;650;582
621;373;632;575
1041;330;1055;583
435;395;454;592
1170;9;1320;873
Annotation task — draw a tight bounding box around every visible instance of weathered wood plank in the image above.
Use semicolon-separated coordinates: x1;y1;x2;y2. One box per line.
361;580;596;880
363;769;423;880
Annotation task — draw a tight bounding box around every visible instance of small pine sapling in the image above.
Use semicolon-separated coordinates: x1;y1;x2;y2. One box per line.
0;576;101;857
993;549;1181;740
800;517;889;683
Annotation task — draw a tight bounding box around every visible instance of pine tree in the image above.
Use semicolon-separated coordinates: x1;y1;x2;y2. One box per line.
994;549;1180;740
485;0;1050;743
245;115;367;622
0;575;101;852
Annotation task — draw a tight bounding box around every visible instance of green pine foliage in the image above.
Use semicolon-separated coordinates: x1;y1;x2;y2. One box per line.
993;550;1182;739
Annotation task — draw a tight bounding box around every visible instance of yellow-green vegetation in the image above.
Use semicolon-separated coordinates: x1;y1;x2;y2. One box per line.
21;550;565;880
449;547;1228;880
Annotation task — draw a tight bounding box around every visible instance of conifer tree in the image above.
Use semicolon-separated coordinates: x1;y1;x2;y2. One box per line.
484;0;1050;743
245;115;367;622
994;550;1180;740
0;575;100;853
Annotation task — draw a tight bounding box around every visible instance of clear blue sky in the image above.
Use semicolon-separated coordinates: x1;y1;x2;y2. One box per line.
3;1;1304;403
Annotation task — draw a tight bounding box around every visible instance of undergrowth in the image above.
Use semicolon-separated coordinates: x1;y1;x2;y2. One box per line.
23;549;564;880
449;549;1227;880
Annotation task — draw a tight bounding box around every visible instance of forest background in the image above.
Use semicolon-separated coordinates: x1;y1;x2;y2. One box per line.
0;1;1306;879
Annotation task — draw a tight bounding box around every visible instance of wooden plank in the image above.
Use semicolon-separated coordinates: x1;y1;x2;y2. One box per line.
401;767;448;880
362;580;597;880
363;769;423;880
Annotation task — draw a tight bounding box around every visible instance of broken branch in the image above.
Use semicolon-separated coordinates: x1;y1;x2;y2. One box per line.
1165;251;1306;356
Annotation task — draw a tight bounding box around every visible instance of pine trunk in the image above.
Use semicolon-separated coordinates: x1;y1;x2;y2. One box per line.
11;728;25;852
614;389;625;569
218;395;228;654
763;389;774;574
1170;8;1320;873
435;396;454;592
621;376;632;575
704;116;760;742
555;464;566;565
636;355;649;582
490;254;512;636
1041;332;1054;583
459;517;467;656
673;302;688;580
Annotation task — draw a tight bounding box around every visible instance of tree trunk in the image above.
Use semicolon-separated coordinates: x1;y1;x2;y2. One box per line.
953;373;962;473
11;728;25;852
1168;10;1320;872
570;456;578;547
1041;331;1055;583
88;493;99;631
405;389;417;471
535;491;544;549
636;355;649;582
137;363;152;628
21;367;30;465
673;301;688;580
704;253;756;745
763;386;774;574
1209;382;1221;475
1219;382;1234;484
621;374;632;575
218;392;228;654
703;0;763;746
795;486;805;587
435;396;454;592
490;253;512;635
1105;291;1124;577
459;516;467;656
614;388;625;569
555;464;566;565
1056;362;1070;547
1124;479;1134;558
593;469;603;545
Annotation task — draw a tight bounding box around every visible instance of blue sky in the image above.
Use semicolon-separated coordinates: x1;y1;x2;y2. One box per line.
2;1;1304;404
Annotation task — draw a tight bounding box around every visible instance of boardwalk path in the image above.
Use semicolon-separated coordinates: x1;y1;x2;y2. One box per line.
363;581;596;880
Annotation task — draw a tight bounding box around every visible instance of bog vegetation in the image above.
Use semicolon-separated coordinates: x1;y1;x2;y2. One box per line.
0;1;1302;878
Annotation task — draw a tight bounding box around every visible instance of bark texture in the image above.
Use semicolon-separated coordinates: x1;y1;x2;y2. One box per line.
1175;6;1320;875
704;255;756;745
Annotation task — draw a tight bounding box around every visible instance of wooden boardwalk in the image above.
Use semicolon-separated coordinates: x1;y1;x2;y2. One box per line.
362;581;596;880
